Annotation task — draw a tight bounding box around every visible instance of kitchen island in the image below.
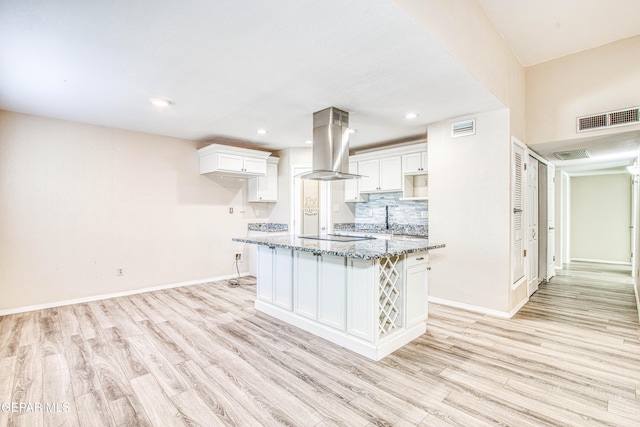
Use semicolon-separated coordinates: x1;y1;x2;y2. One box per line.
232;234;444;360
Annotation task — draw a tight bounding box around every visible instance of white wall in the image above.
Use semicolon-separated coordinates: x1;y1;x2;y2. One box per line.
526;35;640;145
395;0;526;139
0;111;257;312
428;109;512;313
570;173;632;263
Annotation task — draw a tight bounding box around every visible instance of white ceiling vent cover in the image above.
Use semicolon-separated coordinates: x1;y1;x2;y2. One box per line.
451;119;475;138
577;107;640;132
554;149;590;161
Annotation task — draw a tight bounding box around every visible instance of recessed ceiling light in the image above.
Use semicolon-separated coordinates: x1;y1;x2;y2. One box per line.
347;128;357;134
404;112;419;119
304;140;313;144
257;129;268;135
150;97;172;108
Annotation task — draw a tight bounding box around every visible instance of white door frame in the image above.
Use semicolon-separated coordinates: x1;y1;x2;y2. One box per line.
292;165;331;235
528;150;556;282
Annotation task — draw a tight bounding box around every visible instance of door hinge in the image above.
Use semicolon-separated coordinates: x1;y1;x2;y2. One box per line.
524;163;527;170
524;249;527;257
553;256;555;261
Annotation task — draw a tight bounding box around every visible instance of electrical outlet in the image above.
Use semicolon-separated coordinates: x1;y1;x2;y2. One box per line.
255;209;260;217
117;268;124;276
229;207;234;214
235;253;243;262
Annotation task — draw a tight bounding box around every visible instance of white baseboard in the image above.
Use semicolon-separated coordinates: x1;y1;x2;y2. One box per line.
429;297;514;319
0;273;250;316
570;258;632;266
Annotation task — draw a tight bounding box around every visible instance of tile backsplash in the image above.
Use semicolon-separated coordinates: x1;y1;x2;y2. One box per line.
354;192;428;226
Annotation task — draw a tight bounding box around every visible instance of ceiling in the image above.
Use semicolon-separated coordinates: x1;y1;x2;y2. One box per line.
0;0;502;152
1;0;639;165
476;0;640;67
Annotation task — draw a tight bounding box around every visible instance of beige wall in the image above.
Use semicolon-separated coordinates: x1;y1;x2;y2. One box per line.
570;173;632;263
395;0;526;140
428;109;512;313
526;35;640;145
0;111;258;312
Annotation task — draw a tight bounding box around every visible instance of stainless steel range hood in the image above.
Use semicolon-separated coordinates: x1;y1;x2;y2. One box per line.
298;107;361;180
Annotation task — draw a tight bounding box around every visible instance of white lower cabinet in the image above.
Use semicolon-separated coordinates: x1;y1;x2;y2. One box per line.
256;246;293;310
293;251;318;319
405;253;429;326
346;258;375;341
294;252;346;330
255;247;430;360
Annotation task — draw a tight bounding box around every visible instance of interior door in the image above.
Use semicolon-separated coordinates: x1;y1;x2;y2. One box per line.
527;156;539;296
547;164;556;279
512;142;525;285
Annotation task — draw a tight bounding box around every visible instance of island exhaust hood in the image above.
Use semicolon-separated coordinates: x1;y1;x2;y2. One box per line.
298;107;362;180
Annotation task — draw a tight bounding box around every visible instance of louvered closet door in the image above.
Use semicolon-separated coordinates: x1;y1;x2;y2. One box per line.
512;142;525;284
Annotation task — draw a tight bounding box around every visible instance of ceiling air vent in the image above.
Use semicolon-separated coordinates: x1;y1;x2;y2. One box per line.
451;119;475;138
554;149;590;161
577;107;640;132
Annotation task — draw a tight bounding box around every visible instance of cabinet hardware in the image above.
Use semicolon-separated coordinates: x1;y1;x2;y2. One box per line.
268;246;276;249
513;208;523;213
427;266;432;271
416;257;424;261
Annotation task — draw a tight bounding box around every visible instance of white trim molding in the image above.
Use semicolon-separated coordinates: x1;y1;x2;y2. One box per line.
429;296;529;319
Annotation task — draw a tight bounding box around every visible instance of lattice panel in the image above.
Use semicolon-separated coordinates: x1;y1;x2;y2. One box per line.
378;255;401;336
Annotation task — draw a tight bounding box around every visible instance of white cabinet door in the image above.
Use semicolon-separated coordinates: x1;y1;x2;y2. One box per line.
273;247;293;310
379;156;402;191
318;254;346;330
346;259;375;341
344;162;360;202
405;253;429;326
217;153;244;172
294;251;318;319
256;246;274;302
358;159;380;192
243;156;267;175
256;246;292;308
402;152;428;174
248;162;278;202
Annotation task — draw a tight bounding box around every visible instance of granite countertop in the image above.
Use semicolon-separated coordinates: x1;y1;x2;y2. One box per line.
247;223;288;232
232;234;444;260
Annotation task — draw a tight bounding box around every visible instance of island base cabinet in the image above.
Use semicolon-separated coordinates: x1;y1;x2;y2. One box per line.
254;248;429;361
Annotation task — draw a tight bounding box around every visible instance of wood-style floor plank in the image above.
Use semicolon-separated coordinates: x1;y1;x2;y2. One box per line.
0;262;638;426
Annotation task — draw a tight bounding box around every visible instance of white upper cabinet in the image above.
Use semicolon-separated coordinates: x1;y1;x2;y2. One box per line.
358;156;402;193
198;143;270;177
249;157;279;202
402;151;428;174
350;142;426;195
344;162;367;202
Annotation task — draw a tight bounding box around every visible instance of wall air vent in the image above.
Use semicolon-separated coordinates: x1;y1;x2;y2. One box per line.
554;149;590;161
451;119;475;138
577;107;640;132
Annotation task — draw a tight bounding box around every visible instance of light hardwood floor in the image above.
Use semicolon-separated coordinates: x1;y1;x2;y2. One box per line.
1;262;639;426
